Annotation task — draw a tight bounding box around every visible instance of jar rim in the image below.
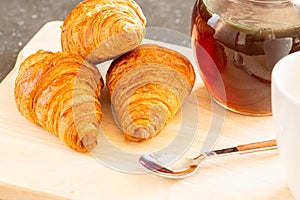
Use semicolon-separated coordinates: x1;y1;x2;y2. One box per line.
236;0;292;4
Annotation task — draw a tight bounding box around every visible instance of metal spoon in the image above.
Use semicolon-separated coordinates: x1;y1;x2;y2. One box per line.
139;139;277;179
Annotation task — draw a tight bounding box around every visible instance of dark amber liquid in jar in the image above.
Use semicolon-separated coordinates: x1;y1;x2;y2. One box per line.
191;0;300;115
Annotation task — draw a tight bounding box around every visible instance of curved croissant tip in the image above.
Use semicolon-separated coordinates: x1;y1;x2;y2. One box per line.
82;135;98;151
133;127;150;139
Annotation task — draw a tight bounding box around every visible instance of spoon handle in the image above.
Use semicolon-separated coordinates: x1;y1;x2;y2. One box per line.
207;139;277;157
236;139;277;153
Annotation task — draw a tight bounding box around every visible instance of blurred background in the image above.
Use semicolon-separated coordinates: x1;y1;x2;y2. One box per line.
0;0;195;82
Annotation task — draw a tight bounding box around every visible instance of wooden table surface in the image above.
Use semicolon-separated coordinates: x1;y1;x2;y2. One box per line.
0;21;295;200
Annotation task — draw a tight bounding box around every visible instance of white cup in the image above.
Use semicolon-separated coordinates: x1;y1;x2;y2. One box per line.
272;51;300;199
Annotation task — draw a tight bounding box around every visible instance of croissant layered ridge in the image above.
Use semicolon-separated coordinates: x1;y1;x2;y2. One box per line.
106;44;196;141
61;0;147;64
14;50;104;152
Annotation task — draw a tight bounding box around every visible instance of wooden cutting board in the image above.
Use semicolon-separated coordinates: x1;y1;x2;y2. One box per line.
0;21;295;200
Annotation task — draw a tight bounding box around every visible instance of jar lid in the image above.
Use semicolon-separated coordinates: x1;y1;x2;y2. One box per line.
204;0;300;30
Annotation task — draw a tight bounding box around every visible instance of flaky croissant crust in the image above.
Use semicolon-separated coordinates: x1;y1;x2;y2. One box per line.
14;50;104;152
106;44;196;141
61;0;147;64
107;44;196;97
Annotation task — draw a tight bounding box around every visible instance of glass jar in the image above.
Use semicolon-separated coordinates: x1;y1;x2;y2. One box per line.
191;0;300;115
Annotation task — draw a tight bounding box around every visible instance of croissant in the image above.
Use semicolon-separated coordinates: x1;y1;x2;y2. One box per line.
14;50;104;152
106;44;196;142
61;0;147;64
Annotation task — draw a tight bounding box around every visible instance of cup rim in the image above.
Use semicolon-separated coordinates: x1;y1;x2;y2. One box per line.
272;51;300;105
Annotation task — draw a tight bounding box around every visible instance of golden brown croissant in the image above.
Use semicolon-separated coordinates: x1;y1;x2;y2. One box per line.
61;0;147;64
14;50;104;152
106;44;196;142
